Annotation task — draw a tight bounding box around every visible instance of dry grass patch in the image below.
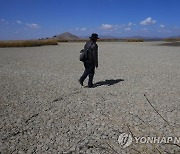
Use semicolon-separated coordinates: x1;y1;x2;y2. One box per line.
0;40;58;47
160;38;180;46
160;42;180;47
163;38;180;42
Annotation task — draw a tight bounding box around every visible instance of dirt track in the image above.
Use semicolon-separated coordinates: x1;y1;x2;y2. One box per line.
0;42;180;153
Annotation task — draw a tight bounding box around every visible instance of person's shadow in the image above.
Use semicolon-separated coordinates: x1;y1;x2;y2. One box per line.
93;79;124;87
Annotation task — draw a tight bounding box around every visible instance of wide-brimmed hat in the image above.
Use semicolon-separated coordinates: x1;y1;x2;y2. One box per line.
89;33;99;39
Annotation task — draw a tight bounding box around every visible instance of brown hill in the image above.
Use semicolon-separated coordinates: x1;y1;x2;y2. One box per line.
53;32;79;40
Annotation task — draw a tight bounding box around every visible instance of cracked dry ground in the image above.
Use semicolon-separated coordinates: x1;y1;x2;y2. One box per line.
0;42;180;154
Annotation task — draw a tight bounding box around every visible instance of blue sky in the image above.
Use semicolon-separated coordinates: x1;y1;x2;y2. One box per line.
0;0;180;40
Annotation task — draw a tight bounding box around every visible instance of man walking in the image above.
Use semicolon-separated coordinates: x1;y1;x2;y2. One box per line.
79;33;99;88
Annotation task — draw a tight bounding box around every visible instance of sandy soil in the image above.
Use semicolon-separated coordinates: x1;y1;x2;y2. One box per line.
0;42;180;153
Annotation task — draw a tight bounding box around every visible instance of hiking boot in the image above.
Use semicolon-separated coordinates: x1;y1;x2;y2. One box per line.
88;74;94;88
78;79;83;86
88;84;93;88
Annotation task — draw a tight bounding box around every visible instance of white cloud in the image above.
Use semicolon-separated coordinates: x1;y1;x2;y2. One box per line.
0;18;8;24
16;20;23;24
101;24;114;30
142;28;148;31
173;26;179;29
128;22;136;26
140;17;156;25
14;29;21;34
1;19;5;22
26;23;41;29
160;24;165;28
80;27;86;31
158;29;171;33
124;27;131;31
128;22;133;26
75;27;87;31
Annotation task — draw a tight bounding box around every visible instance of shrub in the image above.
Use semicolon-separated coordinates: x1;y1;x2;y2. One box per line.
57;39;69;42
126;39;144;42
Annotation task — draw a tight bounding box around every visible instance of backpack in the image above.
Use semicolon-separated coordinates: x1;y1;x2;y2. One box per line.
79;42;92;62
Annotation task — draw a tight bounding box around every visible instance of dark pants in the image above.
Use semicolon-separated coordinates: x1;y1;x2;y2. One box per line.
80;62;95;87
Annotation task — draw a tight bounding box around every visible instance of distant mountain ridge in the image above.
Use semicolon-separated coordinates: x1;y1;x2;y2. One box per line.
52;32;180;41
168;35;180;38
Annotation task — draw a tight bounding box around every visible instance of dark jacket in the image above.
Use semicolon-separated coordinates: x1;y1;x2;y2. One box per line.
84;40;98;67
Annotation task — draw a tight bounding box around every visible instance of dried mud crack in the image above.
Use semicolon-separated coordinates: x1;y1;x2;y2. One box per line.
0;42;180;153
